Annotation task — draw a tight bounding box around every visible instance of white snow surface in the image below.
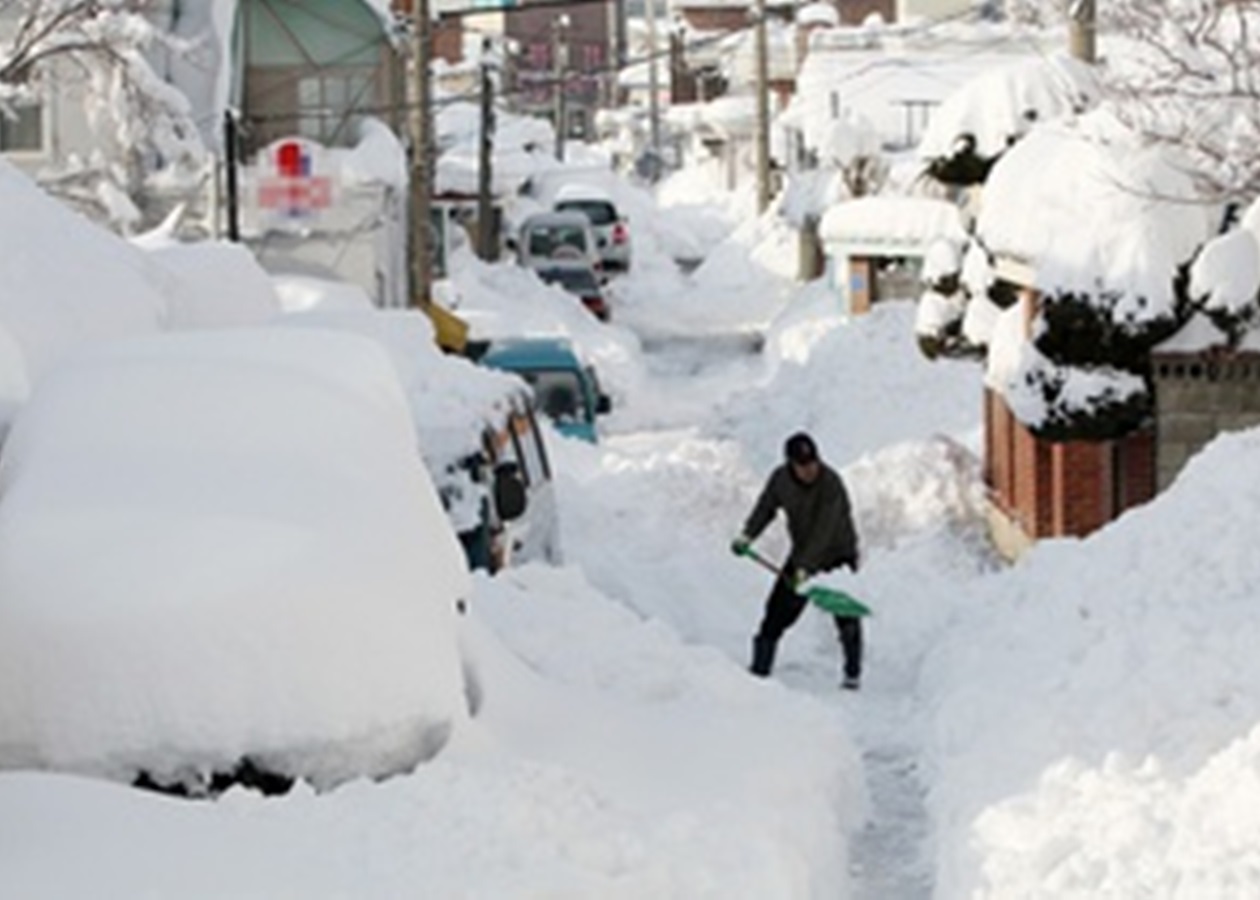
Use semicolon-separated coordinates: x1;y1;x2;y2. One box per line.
6;125;1260;899
916;51;1100;160
820;195;967;246
977;111;1219;320
0;330;469;790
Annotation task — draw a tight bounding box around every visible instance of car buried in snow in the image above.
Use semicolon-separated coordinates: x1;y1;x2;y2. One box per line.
478;337;612;445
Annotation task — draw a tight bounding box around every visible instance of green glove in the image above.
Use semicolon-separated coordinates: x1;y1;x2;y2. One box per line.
791;568;809;589
731;535;751;557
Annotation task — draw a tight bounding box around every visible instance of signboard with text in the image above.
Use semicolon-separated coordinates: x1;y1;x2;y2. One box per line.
255;137;335;226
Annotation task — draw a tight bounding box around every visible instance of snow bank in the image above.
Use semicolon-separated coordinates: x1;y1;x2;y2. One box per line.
139;240;281;329
921;427;1260;897
0;159;169;427
0;329;469;791
732;301;981;470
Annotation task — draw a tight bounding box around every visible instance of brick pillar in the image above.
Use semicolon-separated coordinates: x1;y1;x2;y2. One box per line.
1051;441;1107;536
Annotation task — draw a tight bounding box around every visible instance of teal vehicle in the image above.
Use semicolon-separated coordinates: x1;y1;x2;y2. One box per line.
479;338;611;444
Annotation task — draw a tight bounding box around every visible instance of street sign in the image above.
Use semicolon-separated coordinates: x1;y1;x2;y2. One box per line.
256;138;334;220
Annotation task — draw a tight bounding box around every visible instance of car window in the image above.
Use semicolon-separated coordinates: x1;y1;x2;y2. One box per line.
529;370;586;423
527;224;590;259
510;401;552;483
557;200;616;227
541;268;597;292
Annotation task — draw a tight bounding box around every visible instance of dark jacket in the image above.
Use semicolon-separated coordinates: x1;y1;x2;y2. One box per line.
743;462;859;574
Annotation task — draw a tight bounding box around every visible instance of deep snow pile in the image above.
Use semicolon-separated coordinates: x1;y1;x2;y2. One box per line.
0;561;866;898
920;428;1260;897
728;299;982;472
0;330;469;791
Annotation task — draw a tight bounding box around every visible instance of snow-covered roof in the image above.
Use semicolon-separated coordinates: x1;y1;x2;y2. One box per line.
788;26;1058;150
435;102;560;196
554;183;614;204
916;51;1101;160
977;110;1219;321
820;196;967;247
797;2;840;28
726;20;798;86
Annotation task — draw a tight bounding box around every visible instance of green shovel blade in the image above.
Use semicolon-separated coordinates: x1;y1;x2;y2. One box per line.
804;585;871;618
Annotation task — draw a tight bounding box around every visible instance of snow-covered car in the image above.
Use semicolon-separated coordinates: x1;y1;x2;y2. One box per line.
535;261;611;321
272;308;562;573
553;184;632;273
480;337;612;444
517;210;603;275
0;329;471;797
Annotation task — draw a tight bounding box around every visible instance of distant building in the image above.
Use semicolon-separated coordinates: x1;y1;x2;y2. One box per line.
500;0;620;142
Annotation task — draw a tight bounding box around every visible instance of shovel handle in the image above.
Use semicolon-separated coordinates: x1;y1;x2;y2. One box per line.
741;546;784;577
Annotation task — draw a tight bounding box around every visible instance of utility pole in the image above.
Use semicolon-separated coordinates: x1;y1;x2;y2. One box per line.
477;39;497;261
552;14;570;161
644;0;661;168
753;0;772;213
409;0;436;308
223;109;241;242
1068;0;1096;64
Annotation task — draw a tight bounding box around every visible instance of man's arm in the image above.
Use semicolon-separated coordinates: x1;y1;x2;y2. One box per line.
741;469;782;542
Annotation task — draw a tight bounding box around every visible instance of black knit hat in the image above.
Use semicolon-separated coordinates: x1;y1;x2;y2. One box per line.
784;432;819;465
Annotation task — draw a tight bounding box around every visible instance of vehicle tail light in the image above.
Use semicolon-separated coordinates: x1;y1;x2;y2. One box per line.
612;222;628;245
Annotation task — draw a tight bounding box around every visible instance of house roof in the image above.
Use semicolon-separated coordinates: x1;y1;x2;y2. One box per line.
820;196;967;247
916;51;1101;160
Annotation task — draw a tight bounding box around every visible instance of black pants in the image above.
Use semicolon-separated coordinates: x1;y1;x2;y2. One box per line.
753;572;862;678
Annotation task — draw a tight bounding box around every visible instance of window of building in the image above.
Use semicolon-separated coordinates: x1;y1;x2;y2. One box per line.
0;102;43;153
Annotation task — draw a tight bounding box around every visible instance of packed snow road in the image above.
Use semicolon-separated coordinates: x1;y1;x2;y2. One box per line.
552;298;990;899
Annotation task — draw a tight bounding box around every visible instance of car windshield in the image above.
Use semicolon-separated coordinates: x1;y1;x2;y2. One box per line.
522;370;585;423
556;200;617;226
527;225;589;258
539;267;599;293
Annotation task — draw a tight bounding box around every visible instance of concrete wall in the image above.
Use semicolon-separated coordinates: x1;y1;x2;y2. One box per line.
1154;353;1260;491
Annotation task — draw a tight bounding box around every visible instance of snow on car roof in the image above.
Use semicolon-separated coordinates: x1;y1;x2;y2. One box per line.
553;183;615;204
0;328;469;791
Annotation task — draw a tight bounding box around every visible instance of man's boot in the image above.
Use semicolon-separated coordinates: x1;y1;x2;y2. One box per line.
749;635;776;677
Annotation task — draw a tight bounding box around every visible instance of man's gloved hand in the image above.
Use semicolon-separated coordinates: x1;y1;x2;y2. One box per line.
791;568;809;589
730;535;752;557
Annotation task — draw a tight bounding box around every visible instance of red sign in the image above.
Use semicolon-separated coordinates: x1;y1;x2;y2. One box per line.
256;138;333;219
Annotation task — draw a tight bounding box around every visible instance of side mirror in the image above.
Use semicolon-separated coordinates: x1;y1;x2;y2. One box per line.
596;394;612;415
493;462;527;521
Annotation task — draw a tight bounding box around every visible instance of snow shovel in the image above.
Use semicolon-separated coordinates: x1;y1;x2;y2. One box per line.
737;545;871;618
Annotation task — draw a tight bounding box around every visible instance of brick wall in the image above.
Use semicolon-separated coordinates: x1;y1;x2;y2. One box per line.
837;0;895;24
679;7;753;31
1051;441;1108;536
985;388;1156;543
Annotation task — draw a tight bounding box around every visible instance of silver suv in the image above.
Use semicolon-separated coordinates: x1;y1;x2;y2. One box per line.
553;185;632;273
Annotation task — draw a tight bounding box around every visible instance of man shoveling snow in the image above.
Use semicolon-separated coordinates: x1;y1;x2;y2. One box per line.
732;432;865;688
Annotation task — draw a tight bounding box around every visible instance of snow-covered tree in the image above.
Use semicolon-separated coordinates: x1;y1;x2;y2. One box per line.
1104;0;1260;202
0;0;204;230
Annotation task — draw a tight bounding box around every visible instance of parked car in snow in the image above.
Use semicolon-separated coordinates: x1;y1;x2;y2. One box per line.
479;337;612;444
534;261;611;321
0;329;470;797
552;184;632;273
516;211;603;276
273;309;562;574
